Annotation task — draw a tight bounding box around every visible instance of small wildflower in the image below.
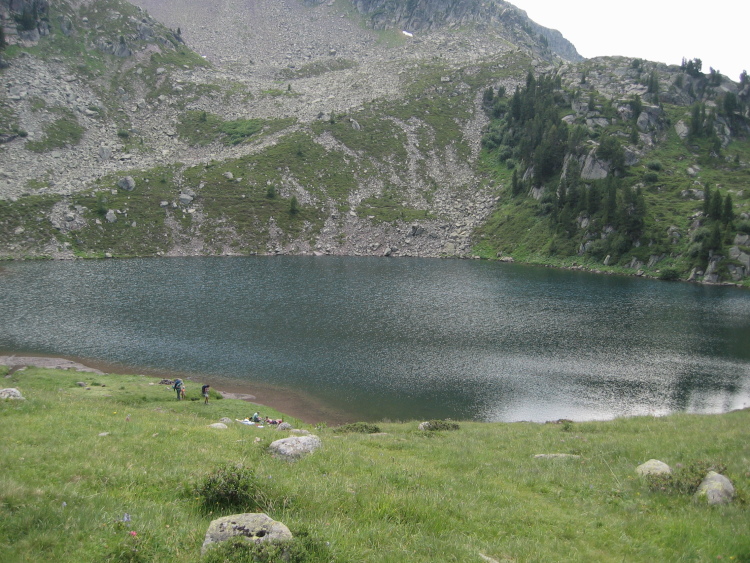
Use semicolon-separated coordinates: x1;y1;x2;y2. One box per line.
129;531;137;537
123;513;131;522
62;502;67;508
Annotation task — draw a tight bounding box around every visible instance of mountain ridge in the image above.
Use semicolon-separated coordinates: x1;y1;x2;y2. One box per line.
0;0;748;285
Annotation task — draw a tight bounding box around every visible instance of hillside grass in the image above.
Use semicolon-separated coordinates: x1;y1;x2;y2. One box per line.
1;366;748;562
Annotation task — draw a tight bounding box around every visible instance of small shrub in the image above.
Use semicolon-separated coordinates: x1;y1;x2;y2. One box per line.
117;129;130;139
289;195;299;215
195;464;269;513
333;422;381;434
643;172;658;184
658;267;680;281
420;420;460;431
646;460;727;495
646;160;662;171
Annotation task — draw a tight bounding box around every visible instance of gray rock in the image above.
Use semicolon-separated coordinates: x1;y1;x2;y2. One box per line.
277;422;293;430
268;435;321;460
675;120;689;139
60;16;74;36
0;388;25;400
139;24;155;41
581;152;609;180
113;41;132;58
178;192;194;205
636;106;663;132
117;176;136;191
219;417;234;424
729;246;750;271
202;513;293;555
533;453;581;460
105;210;117;223
19;29;41;42
208;422;228;429
695;471;735;505
636;459;671;476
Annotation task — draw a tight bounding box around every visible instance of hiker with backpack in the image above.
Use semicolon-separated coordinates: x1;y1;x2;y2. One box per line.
201;384;210;404
173;378;184;400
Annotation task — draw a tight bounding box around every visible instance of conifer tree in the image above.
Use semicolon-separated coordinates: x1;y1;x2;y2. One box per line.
722;193;734;224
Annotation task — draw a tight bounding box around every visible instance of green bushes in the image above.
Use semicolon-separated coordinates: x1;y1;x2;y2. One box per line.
420;419;460;431
194;464;270;513
646;460;728;496
658;267;680;281
333;422;381;434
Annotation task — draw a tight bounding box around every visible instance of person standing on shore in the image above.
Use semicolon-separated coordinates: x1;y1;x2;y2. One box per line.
202;384;210;404
173;378;184;400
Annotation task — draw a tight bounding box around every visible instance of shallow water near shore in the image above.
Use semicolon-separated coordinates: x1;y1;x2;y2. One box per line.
2;256;749;423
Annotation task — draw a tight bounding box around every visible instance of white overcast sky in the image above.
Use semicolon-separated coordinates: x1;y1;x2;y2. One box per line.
509;0;747;82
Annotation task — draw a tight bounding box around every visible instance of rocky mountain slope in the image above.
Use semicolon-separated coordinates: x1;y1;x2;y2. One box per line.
0;0;748;284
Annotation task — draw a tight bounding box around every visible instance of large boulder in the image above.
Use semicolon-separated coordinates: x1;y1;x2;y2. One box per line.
580;152;609;180
636;459;671;476
695;471;735;505
117;176;136;191
201;513;293;554
268;435;321;461
0;388;25;400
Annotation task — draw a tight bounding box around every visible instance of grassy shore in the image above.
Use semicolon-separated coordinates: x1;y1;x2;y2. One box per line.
1;365;749;562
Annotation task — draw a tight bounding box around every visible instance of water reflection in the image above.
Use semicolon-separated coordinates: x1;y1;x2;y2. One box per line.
1;257;749;422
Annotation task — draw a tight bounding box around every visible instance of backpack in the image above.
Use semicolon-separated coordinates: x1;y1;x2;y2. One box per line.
173;379;183;390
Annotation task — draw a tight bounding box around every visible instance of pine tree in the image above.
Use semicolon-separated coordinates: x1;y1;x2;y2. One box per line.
703;185;712;216
511;169;522;197
709;190;723;220
722;193;734;224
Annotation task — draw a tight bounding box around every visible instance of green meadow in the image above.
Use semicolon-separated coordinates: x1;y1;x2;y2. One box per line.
1;365;748;562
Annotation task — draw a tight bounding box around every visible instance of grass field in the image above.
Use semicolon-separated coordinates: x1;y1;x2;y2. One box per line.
1;365;748;562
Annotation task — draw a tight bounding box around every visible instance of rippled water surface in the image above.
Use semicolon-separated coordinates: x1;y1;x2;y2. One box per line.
2;256;749;422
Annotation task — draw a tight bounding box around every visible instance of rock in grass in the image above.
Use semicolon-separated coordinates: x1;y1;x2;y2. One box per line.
695;471;735;505
208;422;228;429
268;435;321;461
117;176;136;191
533;453;581;460
636;459;671;476
0;388;25;400
201;513;293;554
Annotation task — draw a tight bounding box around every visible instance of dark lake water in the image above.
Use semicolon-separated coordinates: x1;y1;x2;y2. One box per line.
1;256;749;423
